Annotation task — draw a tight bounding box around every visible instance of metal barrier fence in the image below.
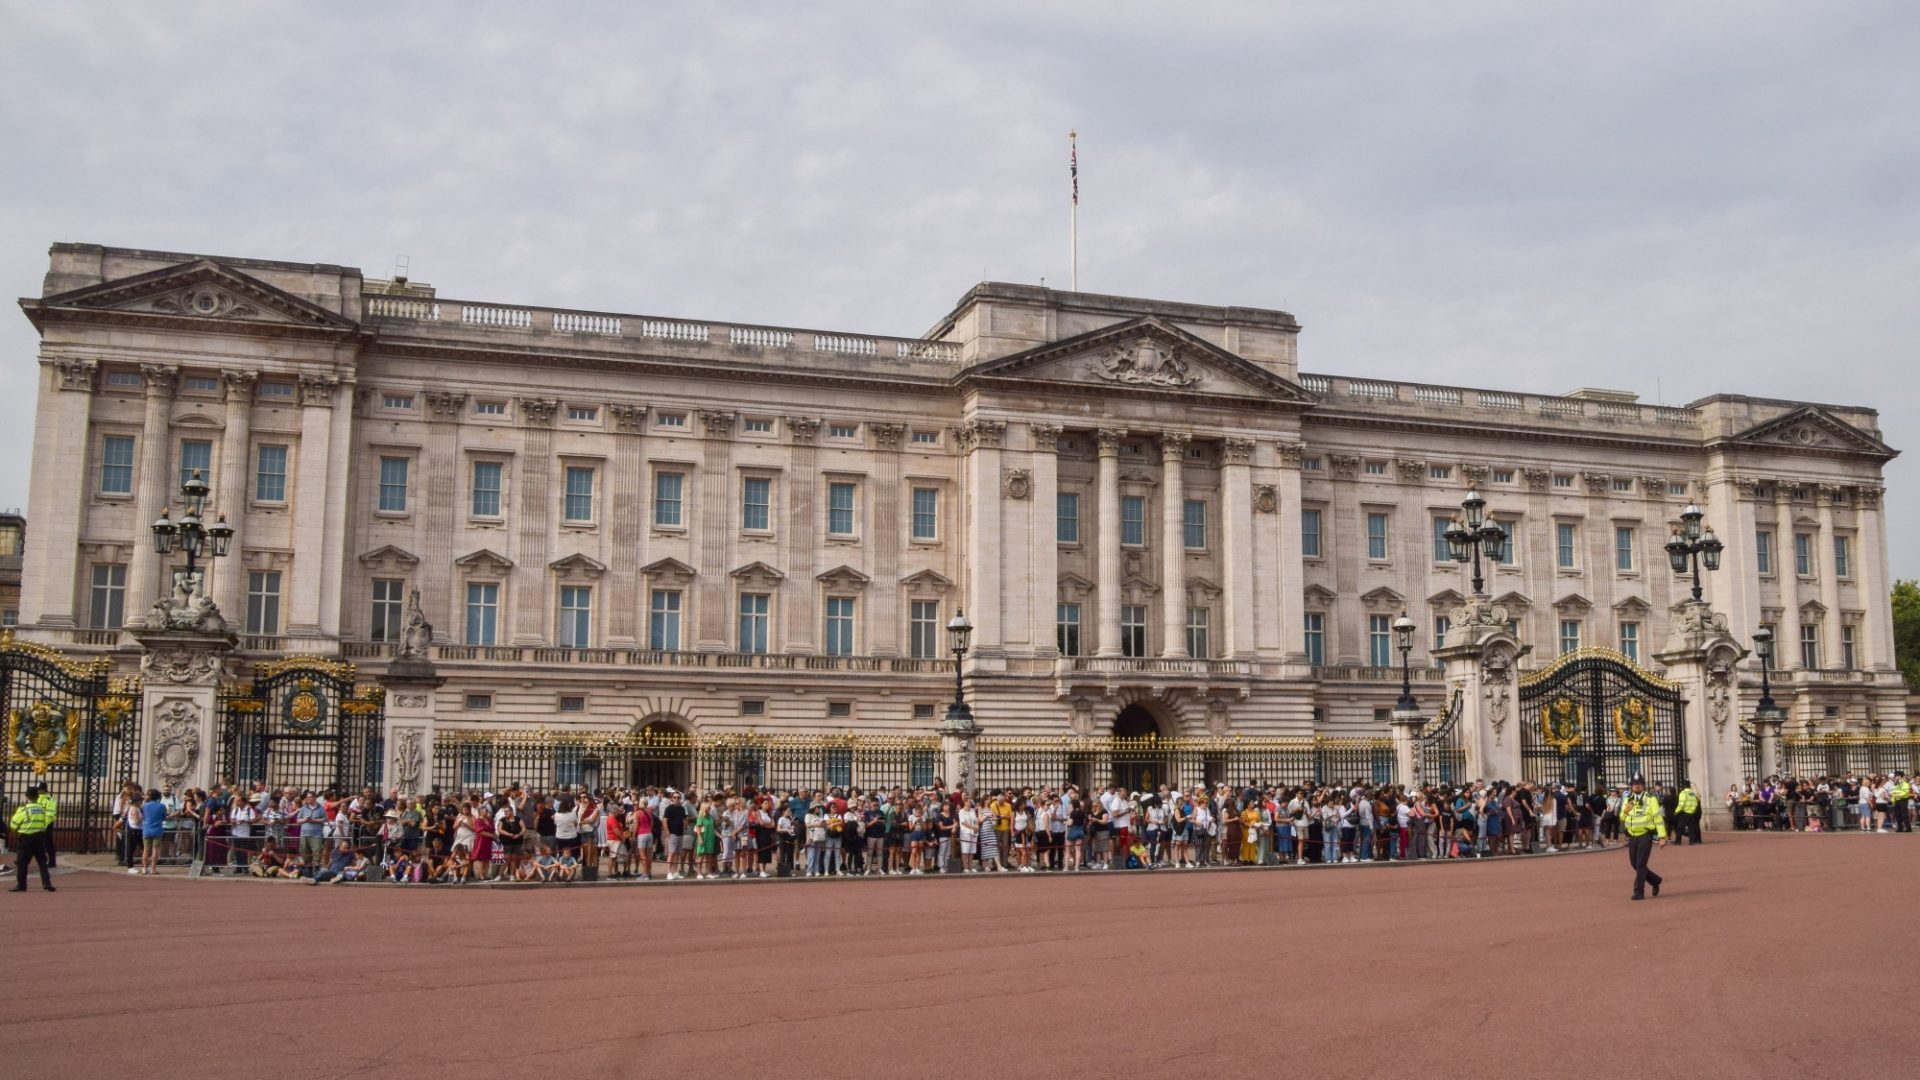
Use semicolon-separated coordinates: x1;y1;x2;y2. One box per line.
1739;731;1920;780
431;729;941;795
970;735;1395;793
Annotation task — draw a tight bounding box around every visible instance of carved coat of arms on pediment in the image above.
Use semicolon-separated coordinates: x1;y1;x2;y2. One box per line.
1087;339;1201;389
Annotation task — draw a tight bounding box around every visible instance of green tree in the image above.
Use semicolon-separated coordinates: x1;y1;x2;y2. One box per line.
1893;580;1920;688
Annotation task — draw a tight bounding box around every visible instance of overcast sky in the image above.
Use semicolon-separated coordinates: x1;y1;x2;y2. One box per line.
2;2;1915;577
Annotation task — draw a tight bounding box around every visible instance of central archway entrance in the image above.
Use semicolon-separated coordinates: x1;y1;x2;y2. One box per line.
1111;704;1166;793
629;718;693;791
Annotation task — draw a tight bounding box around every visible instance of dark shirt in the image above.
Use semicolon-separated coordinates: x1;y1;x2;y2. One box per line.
664;803;687;836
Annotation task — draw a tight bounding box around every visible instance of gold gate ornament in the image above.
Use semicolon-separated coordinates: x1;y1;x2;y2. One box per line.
1540;697;1583;754
6;700;82;775
1614;697;1654;753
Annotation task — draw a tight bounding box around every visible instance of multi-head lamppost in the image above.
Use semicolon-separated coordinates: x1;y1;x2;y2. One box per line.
148;469;234;597
1751;625;1784;725
942;609;975;731
1391;611;1421;724
1443;490;1510;596
1663;502;1724;602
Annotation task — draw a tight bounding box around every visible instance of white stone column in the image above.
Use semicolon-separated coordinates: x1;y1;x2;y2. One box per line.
1774;486;1800;672
962;419;1006;655
211;371;255;619
287;375;340;640
1094;428;1125;656
126;364;180;620
510;397;556;646
22;359;97;628
1815;485;1842;670
420;392;468;646
782;417;821;652
1219;437;1255;658
1856;485;1892;671
1029;424;1063;656
1274;443;1306;661
1655;601;1747;830
605;404;647;648
695;410;735;651
133;626;237;794
1158;431;1191;658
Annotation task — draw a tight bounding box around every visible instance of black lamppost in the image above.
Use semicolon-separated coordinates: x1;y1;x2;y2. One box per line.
1751;625;1784;723
1663;502;1724;602
1391;610;1421;722
149;469;234;595
1444;490;1509;596
943;609;975;731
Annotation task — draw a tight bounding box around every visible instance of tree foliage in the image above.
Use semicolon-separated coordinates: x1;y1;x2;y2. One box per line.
1893;580;1920;689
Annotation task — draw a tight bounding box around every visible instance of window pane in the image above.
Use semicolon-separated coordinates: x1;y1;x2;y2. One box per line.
1615;527;1635;571
563;466;594;522
179;439;213;489
465;583;498;645
649;590;682;650
1056;603;1081;657
1620;622;1639;662
909;600;939;658
90;564;126;629
742;477;771;531
738;593;769;653
911;488;938;541
655;473;684;526
378;456;410;512
828;482;856;535
1120;605;1146;658
1366;513;1388;560
1303;612;1324;666
1056;493;1080;544
1368;614;1391;667
255;445;288;502
246;571;281;635
1182;500;1206;549
825;597;855;656
1185;607;1209;659
1432;517;1452;562
1301;509;1321;558
558;586;592;648
371;578;404;641
1755;530;1773;575
100;435;135;494
471;462;502;516
1121;497;1145;546
1556;523;1576;568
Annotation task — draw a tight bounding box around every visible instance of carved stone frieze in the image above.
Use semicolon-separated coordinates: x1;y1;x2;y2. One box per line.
1459;464;1488;487
1275;442;1306;467
1328;455;1361;480
1396;458;1426;482
871;422;905;448
141;646;225;685
425;390;468;420
1220;437;1255;466
518;397;559;426
150;699;201;788
784;416;822;443
1252;483;1278;513
607;403;647;433
1521;467;1552;491
1582;472;1612;495
298;373;340;407
1003;468;1032;499
1029;422;1063;452
391;727;425;797
54;358;99;392
1087;339;1200;388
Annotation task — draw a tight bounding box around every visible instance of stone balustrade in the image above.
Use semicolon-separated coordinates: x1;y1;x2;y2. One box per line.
1296;372;1703;430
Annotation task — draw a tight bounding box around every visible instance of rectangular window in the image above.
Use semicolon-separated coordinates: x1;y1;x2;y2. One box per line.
558;586;592;648
1121;496;1146;546
470;461;503;517
1492;469;1514;484
1302;509;1322;558
1301;457;1321;472
1620;621;1640;662
1841;625;1857;670
909;600;940;659
1559;619;1581;655
648;590;682;651
1182;499;1207;550
656;412;685;428
559;695;586;713
184;375;220;393
459;743;492;786
1669;482;1688;497
1755;530;1774;575
370;578;405;642
259;382;295;399
1364;461;1387;476
1553;474;1574;489
1056;492;1081;544
1612;477;1634;493
1794;532;1812;576
741;699;767;717
1368;614;1392;667
100;435;135;494
566;405;598;422
1433;614;1451;652
1303;612;1325;666
563;465;594;522
738;593;770;654
1615;526;1636;571
382;393;414;410
89;564;127;629
1186;607;1210;659
1120;605;1147;658
464;583;499;645
824;597;856;656
1834;535;1851;578
255;445;288;502
654;472;684;526
378;456;410;512
179;439;213;489
911;487;939;541
1366;512;1389;560
1429;465;1452;481
1494;519;1517;565
246;571;282;636
1799;623;1819;669
1432;516;1453;562
827;482;856;536
465;693;493;711
829;423;858;439
911;430;939;445
741;477;771;531
475;401;505;416
1556;523;1577;569
743;418;773;434
1056;603;1082;657
106;370;144;388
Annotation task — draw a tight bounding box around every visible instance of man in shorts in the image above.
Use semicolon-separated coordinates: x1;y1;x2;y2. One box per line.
662;790;687;880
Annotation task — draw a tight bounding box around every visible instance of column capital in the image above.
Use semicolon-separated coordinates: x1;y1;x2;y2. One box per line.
140;363;180;398
698;409;736;438
1856;484;1883;509
784;416;822;444
298;373;340;407
1159;431;1193;460
1815;483;1842;507
871;422;905;448
518;397;559;426
424;390;468;421
222;369;258;404
1220;436;1255;466
1275;441;1306;468
954;418;1006;454
1095;427;1126;457
52;358;98;393
607;402;648;433
1029;422;1064;452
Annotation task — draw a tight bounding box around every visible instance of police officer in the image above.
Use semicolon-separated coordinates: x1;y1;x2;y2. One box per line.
1674;779;1703;845
10;783;57;892
1621;774;1665;901
36;785;57;868
1892;772;1912;833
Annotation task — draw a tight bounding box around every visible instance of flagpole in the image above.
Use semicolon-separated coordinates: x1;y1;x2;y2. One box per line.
1069;129;1078;292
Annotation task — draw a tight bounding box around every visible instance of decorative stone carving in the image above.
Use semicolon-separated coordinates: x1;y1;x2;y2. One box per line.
150;699;200;788
871;422;904;448
1774;423;1832;448
152;286;259;320
1521;467;1552;491
221;369;258;403
298;373;340;407
1815;483;1841;506
1482;649;1513;745
1582;472;1612;494
391;727;425;798
1705;652;1734;732
54;358;99;392
1328;455;1361;480
1002;468;1032;499
953;419;1006;454
399;588;435;658
145;573;229;635
1671;601;1729;637
141;646;224;685
1275;442;1306;467
1857;484;1883;509
784;416;822;443
1459;465;1488;487
139;363;180;395
1252;484;1278;514
1396;458;1427;482
607;403;647;433
425;390;468;419
393;693;430;708
698;409;736;437
1220;437;1255;465
1095;428;1126;456
1029;422;1063;451
1087;339;1200;388
1159;431;1193;460
1067;697;1096;736
1205;697;1231;736
1118;469;1158;486
518;397;559;426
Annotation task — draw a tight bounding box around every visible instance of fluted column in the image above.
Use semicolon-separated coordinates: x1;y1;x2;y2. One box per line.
962;419;1006;655
782;417;821;652
1158;431;1191;658
1094;428;1125;656
605;404;647;647
1856;485;1891;671
1815;485;1842;669
421;391;467;645
22;359;97;627
1030;424;1063;656
1273;442;1306;660
695;410;735;651
1774;485;1801;671
1220;437;1255;659
126;364;179;620
510;397;557;645
211;371;255;618
287;373;340;639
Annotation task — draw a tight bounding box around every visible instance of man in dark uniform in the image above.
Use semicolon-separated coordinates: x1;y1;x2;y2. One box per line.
1621;774;1666;901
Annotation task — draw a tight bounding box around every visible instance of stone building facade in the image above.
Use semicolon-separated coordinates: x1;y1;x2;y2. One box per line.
15;243;1906;767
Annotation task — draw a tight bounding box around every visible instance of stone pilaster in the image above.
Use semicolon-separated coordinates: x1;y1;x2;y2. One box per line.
1814;485;1842;671
961;419;1006;656
380;659;446;800
1158;432;1191;658
511;398;557;645
782;417;821;652
1219;437;1255;659
1094;427;1125;656
1773;485;1801;675
1654;599;1747;830
1028;423;1063;657
695;410;734;651
287;374;340;640
211;371;255;618
420;391;466;646
1273;441;1306;661
605;404;646;647
126;364;179;622
133;626;237;793
1433;595;1530;781
22;359;97;628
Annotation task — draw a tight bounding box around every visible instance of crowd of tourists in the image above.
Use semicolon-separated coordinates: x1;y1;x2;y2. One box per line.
92;774;1720;885
1726;773;1913;833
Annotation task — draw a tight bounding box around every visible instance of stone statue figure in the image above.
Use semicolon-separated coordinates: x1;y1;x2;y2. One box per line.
399;588;434;658
146;572;228;634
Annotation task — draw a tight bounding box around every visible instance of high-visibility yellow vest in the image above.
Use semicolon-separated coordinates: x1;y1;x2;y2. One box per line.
1677;789;1700;814
1894;781;1912;803
10;802;53;835
1621;793;1667;839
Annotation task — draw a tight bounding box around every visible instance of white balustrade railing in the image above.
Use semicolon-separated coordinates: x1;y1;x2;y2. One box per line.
1411;385;1462;406
460;304;533;329
1298;373;1332;394
553;312;622;335
366;297;440;320
1539;396;1583;416
1478;391;1524;410
815;334;878;356
1347;379;1399;400
730;326;794;348
1653;406;1699;425
1596;400;1639;421
640;319;710;342
896;340;961;361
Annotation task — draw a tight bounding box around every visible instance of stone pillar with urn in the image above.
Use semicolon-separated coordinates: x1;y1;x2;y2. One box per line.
133;624;235;794
380;587;445;800
1653;600;1747;830
1431;598;1529;783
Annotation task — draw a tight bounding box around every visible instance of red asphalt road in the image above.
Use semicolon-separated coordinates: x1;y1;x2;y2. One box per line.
6;833;1913;1080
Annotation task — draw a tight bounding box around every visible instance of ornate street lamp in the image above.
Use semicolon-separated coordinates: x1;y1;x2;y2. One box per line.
150;469;234;597
1664;502;1724;602
1391;610;1421;724
1751;625;1784;724
1444;489;1509;596
942;609;975;732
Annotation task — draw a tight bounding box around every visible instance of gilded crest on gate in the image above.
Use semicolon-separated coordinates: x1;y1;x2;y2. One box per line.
1614;696;1654;753
1540;697;1583;754
6;699;82;775
284;689;327;730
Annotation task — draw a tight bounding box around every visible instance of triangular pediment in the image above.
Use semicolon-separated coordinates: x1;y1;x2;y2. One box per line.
816;564;871;590
548;553;608;578
639;557;697;581
1553;592;1593;613
1492;590;1532;611
1302;584;1337;606
1719;406;1896;461
732;561;788;587
1613;595;1652;615
897;568;953;593
958;317;1314;403
358;544;419;569
28;259;359;331
1057;572;1096;601
1185;576;1223;602
1427;588;1467;608
1359;586;1405;608
453;547;513;574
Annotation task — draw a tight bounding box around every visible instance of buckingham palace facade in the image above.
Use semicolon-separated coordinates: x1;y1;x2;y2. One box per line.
14;242;1907;752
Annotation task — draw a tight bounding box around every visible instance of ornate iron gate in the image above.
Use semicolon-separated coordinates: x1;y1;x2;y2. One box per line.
217;657;383;794
1416;689;1466;786
0;632;141;852
1518;648;1686;792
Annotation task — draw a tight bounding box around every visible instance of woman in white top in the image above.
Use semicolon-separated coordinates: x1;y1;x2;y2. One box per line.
1188;793;1214;868
957;799;982;873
